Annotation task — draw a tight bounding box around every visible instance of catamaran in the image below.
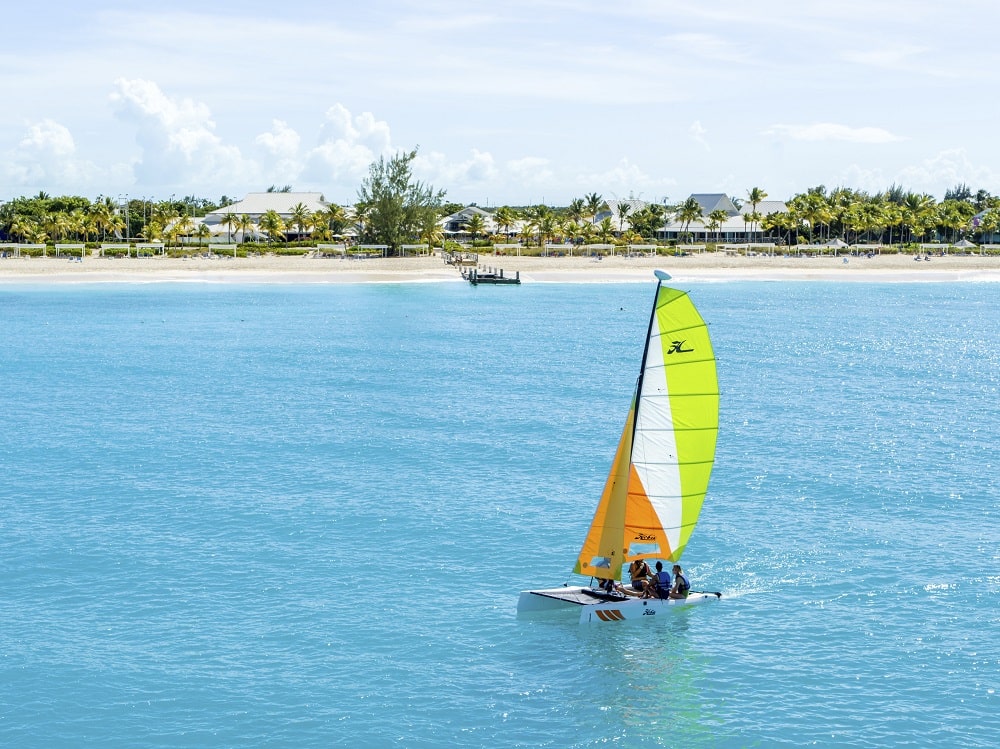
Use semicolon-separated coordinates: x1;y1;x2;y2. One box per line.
518;270;720;624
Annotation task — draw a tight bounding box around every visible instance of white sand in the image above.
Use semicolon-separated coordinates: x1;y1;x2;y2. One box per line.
2;251;999;284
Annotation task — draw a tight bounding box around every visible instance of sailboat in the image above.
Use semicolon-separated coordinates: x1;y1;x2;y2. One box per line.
518;270;721;624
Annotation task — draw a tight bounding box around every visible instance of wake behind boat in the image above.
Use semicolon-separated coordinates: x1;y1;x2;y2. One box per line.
518;270;721;624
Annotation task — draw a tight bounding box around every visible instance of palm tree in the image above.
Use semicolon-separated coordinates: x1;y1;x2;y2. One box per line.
9;216;35;243
537;210;558;251
902;193;935;243
789;190;832;243
464;213;486;243
288;202;311;239
524;205;551;247
420;214;444;251
977;208;1000;244
707;208;729;245
68;208;87;241
321;204;349;237
106;212;125;240
220;211;238;243
561;218;582;247
43;212;67;242
746;187;767;241
308;212;331;241
596;217;615;245
171;215;194;250
616;201;632;234
493;206;518;239
577;221;595;245
259;210;285;244
89;200;113;240
195;222;211;248
566;198;585;226
585;192;603;224
676;197;703;242
351;202;371;242
235;214;255;243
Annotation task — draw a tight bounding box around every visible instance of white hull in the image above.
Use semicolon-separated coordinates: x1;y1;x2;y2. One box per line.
518;586;720;624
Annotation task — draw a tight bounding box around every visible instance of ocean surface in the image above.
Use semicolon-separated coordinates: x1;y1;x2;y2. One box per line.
1;278;997;748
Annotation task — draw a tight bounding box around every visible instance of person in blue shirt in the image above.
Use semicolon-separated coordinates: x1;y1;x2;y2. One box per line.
643;561;672;599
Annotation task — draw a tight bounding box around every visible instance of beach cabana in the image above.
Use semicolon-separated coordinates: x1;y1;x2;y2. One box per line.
825;238;849;255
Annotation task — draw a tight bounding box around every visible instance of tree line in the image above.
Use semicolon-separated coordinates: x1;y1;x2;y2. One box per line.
2;150;998;253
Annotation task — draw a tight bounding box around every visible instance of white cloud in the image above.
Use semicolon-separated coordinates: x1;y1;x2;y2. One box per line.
110;78;259;189
255;120;302;185
302;104;395;186
507;157;554;187
256;120;300;160
577;158;676;198
763;123;903;144
415;148;498;188
830;149;1000;198
690;120;709;151
0;118;116;191
895;149;999;195
21;119;76;157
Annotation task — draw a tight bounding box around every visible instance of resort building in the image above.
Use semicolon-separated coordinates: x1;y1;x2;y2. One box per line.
199;192;332;241
594;199;649;232
655;194;789;243
439;205;497;234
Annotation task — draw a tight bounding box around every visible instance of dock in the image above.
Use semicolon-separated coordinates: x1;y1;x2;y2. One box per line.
463;265;521;285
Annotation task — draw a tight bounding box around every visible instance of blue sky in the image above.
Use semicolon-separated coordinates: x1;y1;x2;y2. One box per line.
1;1;997;206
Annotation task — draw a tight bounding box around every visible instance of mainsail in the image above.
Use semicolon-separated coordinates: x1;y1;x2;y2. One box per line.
574;275;718;581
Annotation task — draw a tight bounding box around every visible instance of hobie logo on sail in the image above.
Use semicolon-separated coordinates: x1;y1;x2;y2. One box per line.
633;532;656;542
667;340;693;355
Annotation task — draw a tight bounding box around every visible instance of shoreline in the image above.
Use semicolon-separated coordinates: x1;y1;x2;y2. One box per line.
2;252;1000;284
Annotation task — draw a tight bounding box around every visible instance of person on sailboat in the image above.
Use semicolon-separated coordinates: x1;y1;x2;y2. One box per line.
644;561;672;599
668;565;691;599
628;559;653;595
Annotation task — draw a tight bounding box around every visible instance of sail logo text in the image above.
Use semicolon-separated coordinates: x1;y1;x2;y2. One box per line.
666;340;693;355
634;533;656;541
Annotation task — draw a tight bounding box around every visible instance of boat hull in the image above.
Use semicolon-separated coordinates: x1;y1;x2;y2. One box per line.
518;586;720;624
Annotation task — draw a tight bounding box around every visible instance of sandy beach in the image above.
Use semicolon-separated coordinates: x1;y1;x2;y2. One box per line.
2;251;999;284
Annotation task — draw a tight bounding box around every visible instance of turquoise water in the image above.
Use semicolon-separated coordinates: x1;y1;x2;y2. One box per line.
1;280;998;747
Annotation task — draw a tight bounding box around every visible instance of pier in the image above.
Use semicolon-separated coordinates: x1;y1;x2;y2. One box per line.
463;265;521;285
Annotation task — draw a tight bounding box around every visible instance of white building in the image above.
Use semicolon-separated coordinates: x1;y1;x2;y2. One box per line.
200;192;332;240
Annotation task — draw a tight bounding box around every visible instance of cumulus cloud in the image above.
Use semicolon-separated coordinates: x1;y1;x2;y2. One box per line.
415;148;498;187
763;123;903;144
255;120;302;184
832;149;998;198
576;158;676;197
256;119;300;160
507;156;554;187
895;149;999;195
110;78;259;189
0;118;114;191
302;104;395;185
